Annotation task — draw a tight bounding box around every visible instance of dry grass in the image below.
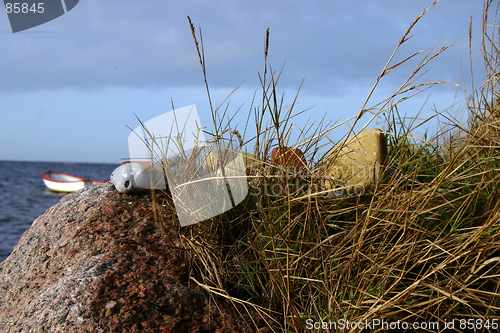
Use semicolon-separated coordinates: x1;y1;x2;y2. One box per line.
150;1;500;331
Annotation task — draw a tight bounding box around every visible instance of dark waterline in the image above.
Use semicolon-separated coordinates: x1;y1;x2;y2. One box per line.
0;160;118;263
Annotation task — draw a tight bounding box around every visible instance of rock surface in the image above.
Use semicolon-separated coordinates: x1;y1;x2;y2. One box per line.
204;148;259;174
0;182;262;332
270;147;307;171
319;128;388;189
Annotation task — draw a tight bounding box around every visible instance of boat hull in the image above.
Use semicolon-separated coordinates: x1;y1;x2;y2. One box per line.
42;170;105;193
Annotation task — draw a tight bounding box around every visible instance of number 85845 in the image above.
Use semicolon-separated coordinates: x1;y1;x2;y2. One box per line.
5;3;44;14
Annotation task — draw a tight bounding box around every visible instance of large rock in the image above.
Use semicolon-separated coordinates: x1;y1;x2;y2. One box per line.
0;182;262;332
317;128;388;190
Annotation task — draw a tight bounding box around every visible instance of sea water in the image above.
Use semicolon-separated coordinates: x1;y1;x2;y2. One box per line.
0;160;117;262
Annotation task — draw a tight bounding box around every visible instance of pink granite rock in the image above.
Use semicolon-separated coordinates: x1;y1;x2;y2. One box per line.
0;182;260;332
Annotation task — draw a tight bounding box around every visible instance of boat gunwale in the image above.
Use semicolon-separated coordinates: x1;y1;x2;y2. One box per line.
41;170;106;184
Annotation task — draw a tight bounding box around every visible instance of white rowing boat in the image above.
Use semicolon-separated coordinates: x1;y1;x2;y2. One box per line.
41;170;106;193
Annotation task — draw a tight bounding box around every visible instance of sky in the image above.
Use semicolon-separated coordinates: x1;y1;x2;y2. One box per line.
0;0;490;164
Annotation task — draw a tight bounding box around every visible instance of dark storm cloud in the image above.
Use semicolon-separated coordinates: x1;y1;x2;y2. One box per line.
0;0;485;93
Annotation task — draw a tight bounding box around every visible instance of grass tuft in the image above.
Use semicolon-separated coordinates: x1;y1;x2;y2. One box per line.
146;2;500;331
